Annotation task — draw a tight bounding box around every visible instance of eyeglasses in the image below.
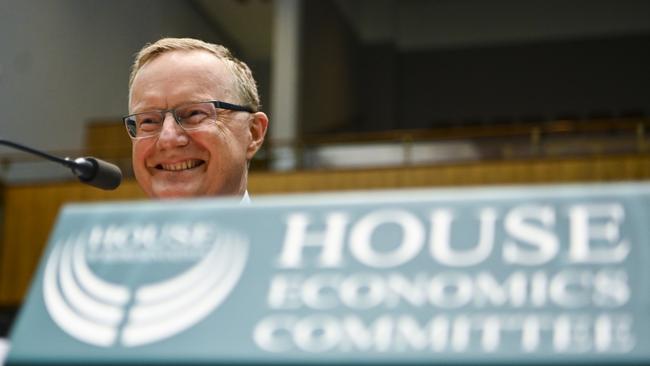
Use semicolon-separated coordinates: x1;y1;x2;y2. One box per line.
123;100;254;139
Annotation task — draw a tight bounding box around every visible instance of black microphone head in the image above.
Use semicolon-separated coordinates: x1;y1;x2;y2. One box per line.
74;157;122;190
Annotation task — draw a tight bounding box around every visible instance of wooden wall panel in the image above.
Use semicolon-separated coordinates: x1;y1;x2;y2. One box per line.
84;121;132;160
1;154;650;304
248;154;650;195
0;181;146;304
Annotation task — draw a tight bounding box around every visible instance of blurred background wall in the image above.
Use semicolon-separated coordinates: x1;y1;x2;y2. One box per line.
0;0;648;177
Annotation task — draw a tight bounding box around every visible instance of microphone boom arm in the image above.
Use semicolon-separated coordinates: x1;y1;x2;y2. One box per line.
0;138;122;190
0;138;76;168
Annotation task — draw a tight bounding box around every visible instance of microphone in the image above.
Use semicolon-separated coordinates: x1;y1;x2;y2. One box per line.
0;138;122;190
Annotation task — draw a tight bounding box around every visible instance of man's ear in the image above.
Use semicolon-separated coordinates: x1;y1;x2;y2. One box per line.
246;112;269;160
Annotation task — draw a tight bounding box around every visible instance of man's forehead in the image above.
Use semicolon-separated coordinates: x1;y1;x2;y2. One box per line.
136;50;229;82
129;50;235;108
153;49;224;65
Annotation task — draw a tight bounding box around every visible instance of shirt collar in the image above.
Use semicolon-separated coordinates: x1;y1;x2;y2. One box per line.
240;190;251;204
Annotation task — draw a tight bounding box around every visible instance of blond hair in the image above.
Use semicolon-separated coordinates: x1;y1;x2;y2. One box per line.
129;38;260;111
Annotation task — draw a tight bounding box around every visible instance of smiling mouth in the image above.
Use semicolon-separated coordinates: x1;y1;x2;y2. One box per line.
156;160;205;171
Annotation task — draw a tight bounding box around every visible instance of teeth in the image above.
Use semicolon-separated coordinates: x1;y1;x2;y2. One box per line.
161;160;201;171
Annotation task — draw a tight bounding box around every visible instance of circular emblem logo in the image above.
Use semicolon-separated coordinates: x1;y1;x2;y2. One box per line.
42;224;249;347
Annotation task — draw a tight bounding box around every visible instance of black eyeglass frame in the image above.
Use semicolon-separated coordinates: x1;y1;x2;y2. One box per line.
123;100;255;139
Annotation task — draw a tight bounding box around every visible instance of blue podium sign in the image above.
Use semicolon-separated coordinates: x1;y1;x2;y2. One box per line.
7;183;650;365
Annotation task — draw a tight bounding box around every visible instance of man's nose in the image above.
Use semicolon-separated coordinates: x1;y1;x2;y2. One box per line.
157;112;189;148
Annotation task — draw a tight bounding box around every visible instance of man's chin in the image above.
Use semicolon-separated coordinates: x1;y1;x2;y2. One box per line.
149;183;202;199
143;177;243;199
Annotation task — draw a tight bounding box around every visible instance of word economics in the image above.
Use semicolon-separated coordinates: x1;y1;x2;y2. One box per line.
253;203;635;355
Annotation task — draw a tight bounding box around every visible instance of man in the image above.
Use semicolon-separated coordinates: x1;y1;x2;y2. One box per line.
124;37;268;199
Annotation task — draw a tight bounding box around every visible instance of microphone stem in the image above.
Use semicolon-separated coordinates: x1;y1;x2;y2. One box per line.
0;138;75;168
0;138;122;190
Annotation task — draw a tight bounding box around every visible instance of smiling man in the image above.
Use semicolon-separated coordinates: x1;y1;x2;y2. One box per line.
125;38;268;199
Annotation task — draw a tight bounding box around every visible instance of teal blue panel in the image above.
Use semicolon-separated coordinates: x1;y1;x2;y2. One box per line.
7;183;650;365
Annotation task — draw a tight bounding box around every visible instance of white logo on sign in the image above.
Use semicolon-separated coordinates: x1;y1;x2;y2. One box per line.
43;231;248;347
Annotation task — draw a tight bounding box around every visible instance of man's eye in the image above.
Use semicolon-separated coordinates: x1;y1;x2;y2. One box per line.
182;109;209;125
189;109;207;116
138;118;160;130
186;108;208;117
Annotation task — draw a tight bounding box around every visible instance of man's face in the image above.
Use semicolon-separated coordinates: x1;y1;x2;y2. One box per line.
129;50;267;199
